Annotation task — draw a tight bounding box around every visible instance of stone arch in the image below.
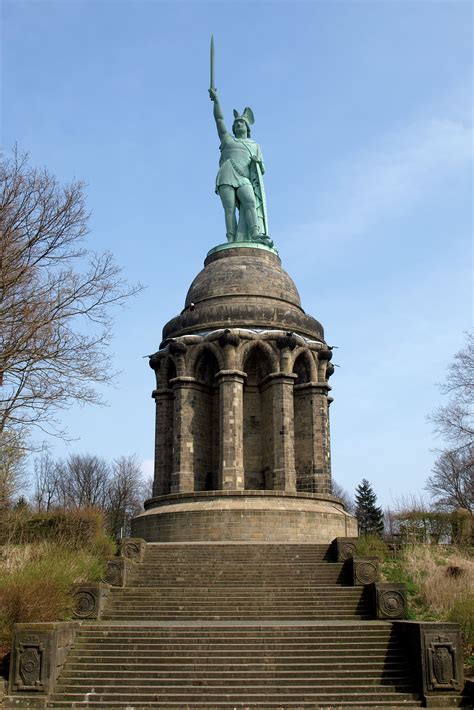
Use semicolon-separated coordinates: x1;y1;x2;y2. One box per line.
189;346;220;492
162;356;177;387
291;348;316;384
194;348;219;385
187;342;225;378
241;342;275;491
240;339;278;378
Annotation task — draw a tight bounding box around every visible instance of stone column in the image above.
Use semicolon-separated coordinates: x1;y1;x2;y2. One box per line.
266;372;297;492
295;382;332;494
170;376;197;493
152;388;174;497
217;369;246;490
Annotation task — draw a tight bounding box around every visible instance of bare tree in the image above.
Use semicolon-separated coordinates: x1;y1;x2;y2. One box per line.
33;452;60;512
55;453;111;509
332;479;355;514
425;446;473;513
0;429;26;509
106;455;146;537
429;332;474;451
0;148;141;455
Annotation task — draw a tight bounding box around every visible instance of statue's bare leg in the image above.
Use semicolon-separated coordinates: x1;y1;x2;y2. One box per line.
237;184;259;239
218;185;237;241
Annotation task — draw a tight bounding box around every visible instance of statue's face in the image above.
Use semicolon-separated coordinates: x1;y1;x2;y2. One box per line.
233;119;248;138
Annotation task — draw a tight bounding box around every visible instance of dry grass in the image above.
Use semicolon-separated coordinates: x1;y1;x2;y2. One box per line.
0;511;115;660
402;546;474;622
380;543;474;671
0;541;107;650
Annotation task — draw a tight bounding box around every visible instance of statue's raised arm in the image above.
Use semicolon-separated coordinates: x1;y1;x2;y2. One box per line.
209;88;227;143
208;38;271;247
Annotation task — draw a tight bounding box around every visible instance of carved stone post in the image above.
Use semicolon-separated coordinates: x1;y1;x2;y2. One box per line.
266;372;297;492
151;388;173;496
170;376;197;493
217;369;246;490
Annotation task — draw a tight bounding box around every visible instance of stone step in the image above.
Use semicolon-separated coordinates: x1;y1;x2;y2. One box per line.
109;589;364;596
54;678;416;690
64;667;411;679
66;649;404;660
48;702;422;708
48;690;421;703
72;641;391;651
75;628;390;640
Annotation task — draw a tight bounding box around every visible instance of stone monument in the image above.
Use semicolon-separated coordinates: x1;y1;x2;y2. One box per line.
131;38;357;543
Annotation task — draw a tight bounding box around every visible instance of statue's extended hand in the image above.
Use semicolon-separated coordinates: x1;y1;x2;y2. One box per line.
209;87;217;102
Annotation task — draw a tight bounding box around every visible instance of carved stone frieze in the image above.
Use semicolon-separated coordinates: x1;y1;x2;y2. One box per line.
102;559;129;587
426;632;462;691
119;537;146;562
14;639;45;691
393;621;464;701
374;583;406;620
334;537;358;562
71;584;110;620
352;557;379;586
73;590;96;619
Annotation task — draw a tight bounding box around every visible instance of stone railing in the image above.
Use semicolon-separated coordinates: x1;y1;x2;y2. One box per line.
394;621;466;706
6;621;80;707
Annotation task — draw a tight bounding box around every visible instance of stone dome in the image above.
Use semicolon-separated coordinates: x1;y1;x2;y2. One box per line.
162;246;324;342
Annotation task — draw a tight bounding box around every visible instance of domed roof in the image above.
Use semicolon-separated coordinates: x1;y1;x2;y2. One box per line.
162;246;324;342
186;247;301;309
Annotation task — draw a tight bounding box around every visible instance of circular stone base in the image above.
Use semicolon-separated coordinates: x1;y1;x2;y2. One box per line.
131;491;358;543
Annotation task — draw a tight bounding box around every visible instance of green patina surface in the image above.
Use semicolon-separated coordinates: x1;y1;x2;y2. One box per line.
209;37;274;251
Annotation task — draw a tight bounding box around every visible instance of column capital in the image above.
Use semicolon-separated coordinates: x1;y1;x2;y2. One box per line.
216;369;247;381
266;372;298;382
169;376;197;386
152;387;173;399
294;381;332;393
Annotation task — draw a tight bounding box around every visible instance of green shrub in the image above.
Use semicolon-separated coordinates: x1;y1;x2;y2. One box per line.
0;508;115;657
0;508;110;549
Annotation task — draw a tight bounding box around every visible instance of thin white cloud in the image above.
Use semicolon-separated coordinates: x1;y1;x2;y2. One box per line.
295;113;472;246
141;458;154;477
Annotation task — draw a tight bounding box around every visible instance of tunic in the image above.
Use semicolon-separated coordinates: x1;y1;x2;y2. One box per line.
215;133;264;192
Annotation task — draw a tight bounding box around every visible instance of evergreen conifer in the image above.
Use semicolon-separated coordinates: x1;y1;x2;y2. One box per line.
355;479;384;536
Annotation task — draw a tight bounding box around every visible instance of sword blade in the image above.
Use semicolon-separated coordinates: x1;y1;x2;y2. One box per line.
210;34;215;90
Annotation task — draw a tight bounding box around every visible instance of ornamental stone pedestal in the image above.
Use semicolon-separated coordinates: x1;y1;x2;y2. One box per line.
132;245;357;542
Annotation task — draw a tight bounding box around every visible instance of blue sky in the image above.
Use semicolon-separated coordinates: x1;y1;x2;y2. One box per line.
1;0;472;508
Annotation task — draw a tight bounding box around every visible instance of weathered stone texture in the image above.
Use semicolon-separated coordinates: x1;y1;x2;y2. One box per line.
136;246;355;542
132;491;357;543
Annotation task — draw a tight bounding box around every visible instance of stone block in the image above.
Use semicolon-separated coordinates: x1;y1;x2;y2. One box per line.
102;558;131;587
71;583;110;619
352;556;379;585
119;537;146;562
7;621;79;703
334;537;358;561
394;621;465;705
372;582;406;619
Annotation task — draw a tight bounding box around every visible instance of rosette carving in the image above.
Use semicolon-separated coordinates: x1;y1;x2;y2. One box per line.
379;589;405;618
73;590;97;619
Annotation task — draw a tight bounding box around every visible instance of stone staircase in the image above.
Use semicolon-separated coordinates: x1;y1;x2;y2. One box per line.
47;542;423;708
